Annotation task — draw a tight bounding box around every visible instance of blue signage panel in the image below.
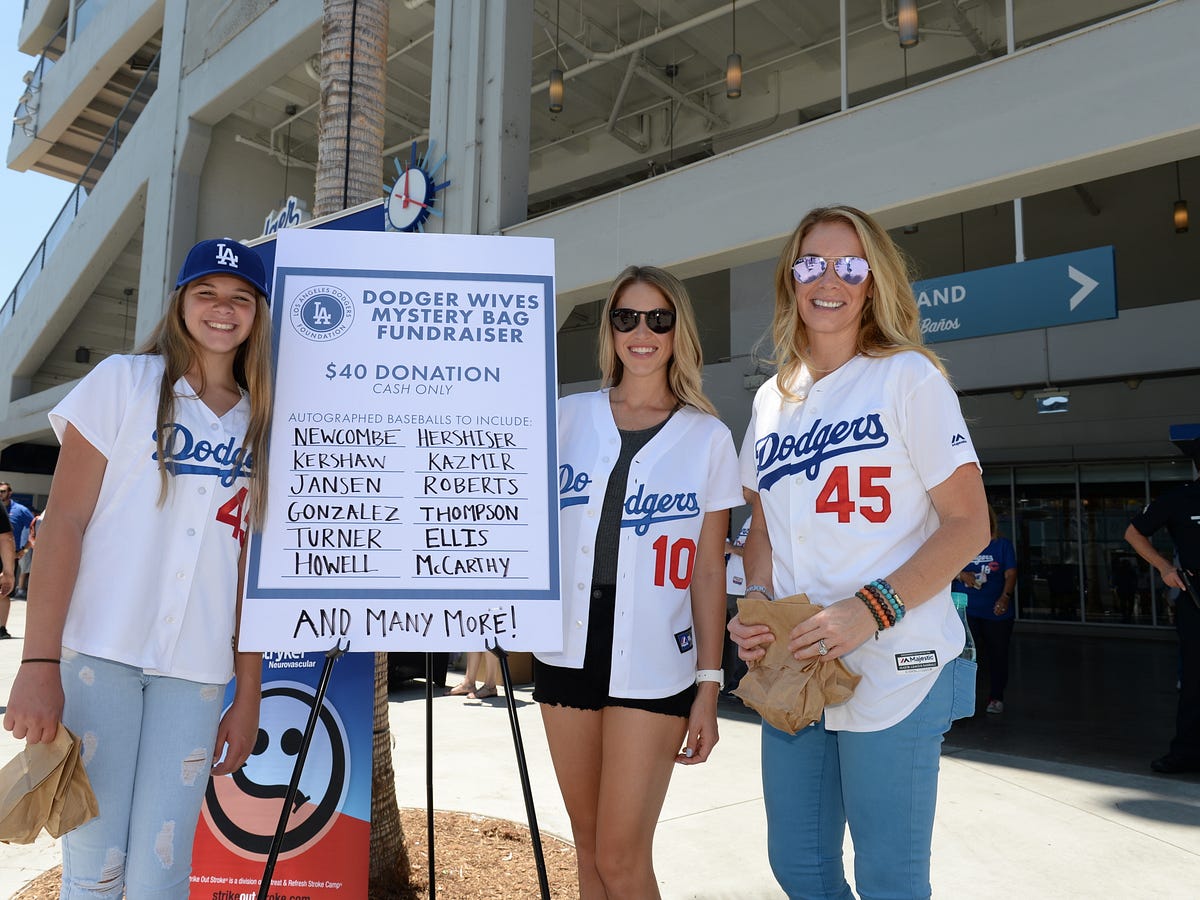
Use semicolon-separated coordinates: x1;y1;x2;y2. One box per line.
914;246;1116;344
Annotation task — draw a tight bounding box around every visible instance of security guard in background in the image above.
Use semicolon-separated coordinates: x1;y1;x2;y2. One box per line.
1125;431;1200;775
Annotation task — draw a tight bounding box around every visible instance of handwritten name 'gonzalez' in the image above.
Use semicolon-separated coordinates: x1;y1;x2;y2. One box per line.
755;414;888;490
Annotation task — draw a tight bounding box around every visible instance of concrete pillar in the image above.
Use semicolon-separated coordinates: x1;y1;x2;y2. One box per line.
426;0;533;235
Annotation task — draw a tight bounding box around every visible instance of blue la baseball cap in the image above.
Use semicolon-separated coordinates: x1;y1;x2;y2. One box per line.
175;238;270;299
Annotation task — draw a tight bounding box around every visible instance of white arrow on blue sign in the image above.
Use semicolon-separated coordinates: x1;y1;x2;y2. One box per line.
914;246;1116;344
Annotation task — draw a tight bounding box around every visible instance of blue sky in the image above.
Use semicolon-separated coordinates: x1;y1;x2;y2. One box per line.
1;15;74;303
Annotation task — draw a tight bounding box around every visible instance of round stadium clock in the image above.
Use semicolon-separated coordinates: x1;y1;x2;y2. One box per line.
384;142;451;232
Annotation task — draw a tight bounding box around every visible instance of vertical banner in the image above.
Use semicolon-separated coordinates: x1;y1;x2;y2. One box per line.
240;229;560;652
190;650;373;898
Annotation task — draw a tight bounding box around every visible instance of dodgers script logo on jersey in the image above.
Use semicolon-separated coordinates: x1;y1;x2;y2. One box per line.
755;414;888;491
153;422;253;486
559;464;701;535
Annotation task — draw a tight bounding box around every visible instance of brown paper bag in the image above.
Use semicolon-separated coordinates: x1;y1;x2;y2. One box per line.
732;594;862;734
0;724;99;844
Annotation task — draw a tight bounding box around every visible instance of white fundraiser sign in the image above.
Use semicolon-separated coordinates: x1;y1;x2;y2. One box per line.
240;228;560;652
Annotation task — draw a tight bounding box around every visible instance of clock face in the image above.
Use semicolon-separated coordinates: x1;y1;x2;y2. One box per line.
383;144;450;233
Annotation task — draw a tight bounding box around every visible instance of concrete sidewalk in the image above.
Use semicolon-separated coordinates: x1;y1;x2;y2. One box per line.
2;597;1199;897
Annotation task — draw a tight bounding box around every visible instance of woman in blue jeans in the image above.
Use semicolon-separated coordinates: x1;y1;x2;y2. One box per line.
729;205;987;899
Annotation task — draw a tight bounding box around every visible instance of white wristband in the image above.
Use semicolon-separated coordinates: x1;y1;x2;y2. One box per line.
695;669;724;690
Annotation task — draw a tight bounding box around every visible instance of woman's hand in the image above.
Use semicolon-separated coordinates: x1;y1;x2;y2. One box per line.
211;693;260;776
677;685;719;765
958;570;979;588
3;663;65;744
789;596;878;661
727;613;774;662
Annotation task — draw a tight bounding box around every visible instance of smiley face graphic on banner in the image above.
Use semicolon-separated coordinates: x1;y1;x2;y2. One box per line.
202;682;351;859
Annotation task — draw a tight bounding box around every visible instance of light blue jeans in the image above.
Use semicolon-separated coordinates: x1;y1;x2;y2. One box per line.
761;659;969;900
59;649;224;899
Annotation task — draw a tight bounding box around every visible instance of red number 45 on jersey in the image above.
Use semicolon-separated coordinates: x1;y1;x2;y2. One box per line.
815;465;891;523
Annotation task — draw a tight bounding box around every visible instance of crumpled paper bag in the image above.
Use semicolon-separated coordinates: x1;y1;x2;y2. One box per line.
732;594;862;734
0;724;99;844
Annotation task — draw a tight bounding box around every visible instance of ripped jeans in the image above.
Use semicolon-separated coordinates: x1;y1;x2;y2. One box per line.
60;649;224;899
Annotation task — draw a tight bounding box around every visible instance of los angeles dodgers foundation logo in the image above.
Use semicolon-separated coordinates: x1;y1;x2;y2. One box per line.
290;285;354;342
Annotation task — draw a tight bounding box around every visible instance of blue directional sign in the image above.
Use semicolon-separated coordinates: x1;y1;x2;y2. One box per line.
914;246;1116;344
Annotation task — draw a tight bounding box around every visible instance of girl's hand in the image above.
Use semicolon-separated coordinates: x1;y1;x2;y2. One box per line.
789;596;878;661
677;686;719;765
3;663;65;744
727;614;774;662
211;694;259;776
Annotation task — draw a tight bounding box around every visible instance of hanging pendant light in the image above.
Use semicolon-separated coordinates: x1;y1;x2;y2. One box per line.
898;0;920;48
1174;161;1189;234
549;0;564;113
726;0;742;99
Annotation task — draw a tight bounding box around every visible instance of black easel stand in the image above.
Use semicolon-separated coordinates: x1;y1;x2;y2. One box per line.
425;652;437;898
257;641;347;900
488;640;551;900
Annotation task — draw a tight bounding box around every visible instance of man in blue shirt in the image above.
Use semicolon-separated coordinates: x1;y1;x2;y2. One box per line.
0;482;33;637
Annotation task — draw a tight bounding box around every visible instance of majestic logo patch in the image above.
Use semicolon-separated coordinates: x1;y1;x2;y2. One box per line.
950;433;967;447
895;650;938;671
674;628;694;653
755;414;889;490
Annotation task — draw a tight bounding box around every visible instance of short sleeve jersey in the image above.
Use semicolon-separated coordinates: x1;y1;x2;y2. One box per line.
538;390;744;698
1130;480;1200;571
49;354;253;684
954;537;1017;620
740;352;980;731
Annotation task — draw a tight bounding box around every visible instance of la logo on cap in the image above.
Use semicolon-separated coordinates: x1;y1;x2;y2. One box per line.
215;242;239;269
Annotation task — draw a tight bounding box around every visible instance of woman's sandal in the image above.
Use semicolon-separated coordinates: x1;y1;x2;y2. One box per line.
469;685;498;700
446;682;476;696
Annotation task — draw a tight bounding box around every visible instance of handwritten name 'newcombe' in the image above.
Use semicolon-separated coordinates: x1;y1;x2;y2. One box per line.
756;414;889;490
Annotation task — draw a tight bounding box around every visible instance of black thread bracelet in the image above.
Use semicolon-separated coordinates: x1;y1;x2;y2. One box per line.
21;658;60;665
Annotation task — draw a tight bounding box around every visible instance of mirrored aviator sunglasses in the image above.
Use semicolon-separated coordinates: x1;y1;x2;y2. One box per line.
610;308;676;334
792;255;871;285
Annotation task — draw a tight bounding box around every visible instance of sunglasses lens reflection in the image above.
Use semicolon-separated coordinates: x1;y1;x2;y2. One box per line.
792;256;870;285
611;309;675;333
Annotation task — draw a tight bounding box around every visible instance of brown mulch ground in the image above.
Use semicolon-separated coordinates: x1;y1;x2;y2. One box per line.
15;808;580;899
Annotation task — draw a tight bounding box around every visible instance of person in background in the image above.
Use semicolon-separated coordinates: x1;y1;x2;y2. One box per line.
17;507;43;599
0;500;14;612
446;650;502;700
1124;446;1200;775
535;265;742;898
3;238;274;897
954;505;1018;714
0;483;33;634
723;501;754;693
729;205;988;899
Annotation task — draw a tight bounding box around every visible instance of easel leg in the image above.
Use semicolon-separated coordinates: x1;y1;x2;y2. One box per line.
488;641;551;900
425;652;437;897
257;641;347;900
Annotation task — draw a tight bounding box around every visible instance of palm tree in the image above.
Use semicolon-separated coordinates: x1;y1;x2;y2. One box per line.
314;2;411;895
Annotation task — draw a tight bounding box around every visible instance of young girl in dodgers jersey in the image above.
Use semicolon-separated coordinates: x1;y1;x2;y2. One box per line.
4;238;273;898
728;206;989;899
535;266;742;898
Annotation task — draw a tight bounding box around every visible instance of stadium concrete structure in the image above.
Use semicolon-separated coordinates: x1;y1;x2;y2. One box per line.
2;0;1197;633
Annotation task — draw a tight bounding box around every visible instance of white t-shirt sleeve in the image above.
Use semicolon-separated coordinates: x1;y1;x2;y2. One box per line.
900;365;980;491
739;396;761;492
706;423;745;512
48;355;136;457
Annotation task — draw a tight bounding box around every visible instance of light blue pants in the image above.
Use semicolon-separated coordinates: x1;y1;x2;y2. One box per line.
60;650;224;899
761;660;966;900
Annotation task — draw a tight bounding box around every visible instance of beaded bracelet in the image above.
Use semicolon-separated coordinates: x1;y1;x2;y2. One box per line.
855;590;888;631
860;582;897;628
868;578;906;623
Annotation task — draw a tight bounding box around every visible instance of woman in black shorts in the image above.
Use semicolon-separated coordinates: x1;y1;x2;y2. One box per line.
535;265;742;898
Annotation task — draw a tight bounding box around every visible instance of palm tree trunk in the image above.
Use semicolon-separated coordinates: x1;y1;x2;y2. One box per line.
315;2;410;894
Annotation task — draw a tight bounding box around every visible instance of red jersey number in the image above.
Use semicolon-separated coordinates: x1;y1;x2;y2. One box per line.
652;534;697;589
216;486;249;544
814;466;891;524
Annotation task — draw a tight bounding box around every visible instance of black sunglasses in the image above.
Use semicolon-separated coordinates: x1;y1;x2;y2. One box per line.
610;308;676;334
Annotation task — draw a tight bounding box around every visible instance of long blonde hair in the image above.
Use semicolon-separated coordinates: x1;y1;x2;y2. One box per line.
139;285;274;527
770;205;945;398
596;265;717;416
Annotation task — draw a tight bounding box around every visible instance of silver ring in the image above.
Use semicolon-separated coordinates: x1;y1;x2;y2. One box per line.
817;639;829;656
